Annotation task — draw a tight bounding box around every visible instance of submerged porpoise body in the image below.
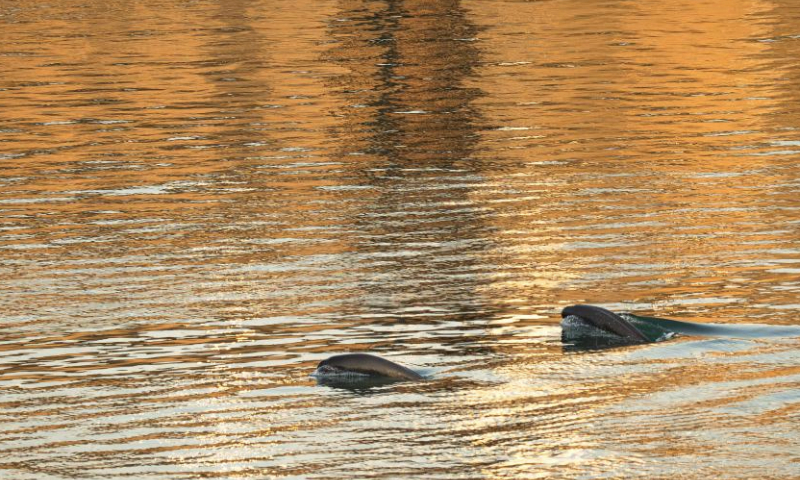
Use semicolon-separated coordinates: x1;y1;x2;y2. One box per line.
313;353;423;381
561;303;800;347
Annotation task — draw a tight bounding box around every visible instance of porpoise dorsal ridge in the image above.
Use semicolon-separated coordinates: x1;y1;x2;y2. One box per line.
314;353;424;381
562;304;649;343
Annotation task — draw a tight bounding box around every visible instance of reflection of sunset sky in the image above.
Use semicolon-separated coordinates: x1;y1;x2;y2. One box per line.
2;0;800;478
466;0;800;322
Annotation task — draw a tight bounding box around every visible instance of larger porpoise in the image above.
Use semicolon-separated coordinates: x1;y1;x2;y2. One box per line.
313;353;424;381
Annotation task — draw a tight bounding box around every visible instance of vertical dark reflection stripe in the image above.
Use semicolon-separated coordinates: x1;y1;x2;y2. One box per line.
324;0;501;341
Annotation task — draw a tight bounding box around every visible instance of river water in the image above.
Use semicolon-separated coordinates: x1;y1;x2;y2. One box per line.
2;0;800;478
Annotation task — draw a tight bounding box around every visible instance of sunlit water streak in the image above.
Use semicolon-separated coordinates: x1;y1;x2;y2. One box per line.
2;0;800;478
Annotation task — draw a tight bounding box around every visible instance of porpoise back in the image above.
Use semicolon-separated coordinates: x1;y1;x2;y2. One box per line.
317;353;423;381
562;304;649;343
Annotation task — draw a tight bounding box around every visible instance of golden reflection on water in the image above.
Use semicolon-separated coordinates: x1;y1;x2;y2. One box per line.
2;0;800;478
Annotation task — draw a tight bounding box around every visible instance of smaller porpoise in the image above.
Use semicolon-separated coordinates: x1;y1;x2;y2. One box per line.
313;353;424;381
562;304;650;344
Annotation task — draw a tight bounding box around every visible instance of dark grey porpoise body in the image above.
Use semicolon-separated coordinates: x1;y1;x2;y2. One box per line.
562;304;649;343
316;353;424;381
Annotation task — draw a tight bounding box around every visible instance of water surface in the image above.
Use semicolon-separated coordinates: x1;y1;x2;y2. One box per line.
2;0;800;478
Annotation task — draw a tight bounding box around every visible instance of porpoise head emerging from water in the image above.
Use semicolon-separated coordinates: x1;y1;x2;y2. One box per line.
313;353;424;381
562;304;650;344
